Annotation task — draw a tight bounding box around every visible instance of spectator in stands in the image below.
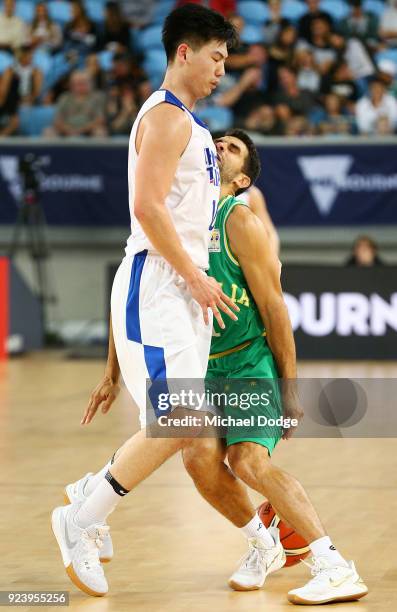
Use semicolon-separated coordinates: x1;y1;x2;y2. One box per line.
379;0;397;47
109;52;151;106
303;17;339;75
263;0;290;46
317;93;353;134
85;54;108;90
105;84;138;136
14;44;43;106
273;65;316;122
268;24;298;90
295;48;321;93
99;1;131;53
346;236;384;266
284;114;313;136
0;65;19;136
215;67;268;124
226;15;267;79
64;0;98;61
45;69;106;137
29;2;63;53
355;75;397;133
377;58;397;97
244;104;284;135
339;0;379;50
0;0;27;53
330;32;375;82
298;0;333;43
118;0;155;28
321;60;359;109
176;0;236;19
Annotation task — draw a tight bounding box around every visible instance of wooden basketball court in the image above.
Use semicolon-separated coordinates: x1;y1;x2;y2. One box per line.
1;353;396;611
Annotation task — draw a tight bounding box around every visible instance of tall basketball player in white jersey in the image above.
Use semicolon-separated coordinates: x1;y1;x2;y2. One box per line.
51;5;240;597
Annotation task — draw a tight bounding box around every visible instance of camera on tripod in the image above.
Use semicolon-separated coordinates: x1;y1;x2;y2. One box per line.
19;153;42;200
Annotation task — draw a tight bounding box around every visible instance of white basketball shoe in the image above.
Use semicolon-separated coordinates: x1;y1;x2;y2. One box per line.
64;473;113;563
51;504;109;597
228;526;286;591
287;557;369;605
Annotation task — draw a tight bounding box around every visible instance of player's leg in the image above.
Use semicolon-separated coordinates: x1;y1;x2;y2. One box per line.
227;442;368;604
182;437;255;528
52;253;217;596
227;442;326;546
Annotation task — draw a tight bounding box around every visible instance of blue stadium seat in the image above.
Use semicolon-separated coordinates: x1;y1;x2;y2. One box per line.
147;72;164;90
48;1;72;25
135;25;164;52
32;50;53;79
85;0;105;23
15;1;34;23
0;51;13;73
98;50;113;71
376;48;397;68
195;106;233;132
143;49;167;77
151;0;176;25
19;105;56;137
320;0;350;21
143;50;167;89
282;0;307;22
363;0;386;18
240;24;265;44
238;1;269;25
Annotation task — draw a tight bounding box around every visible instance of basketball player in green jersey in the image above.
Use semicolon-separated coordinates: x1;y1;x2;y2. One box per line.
186;129;367;604
78;130;368;605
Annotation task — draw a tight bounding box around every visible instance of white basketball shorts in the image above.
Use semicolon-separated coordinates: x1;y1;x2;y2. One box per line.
111;250;212;428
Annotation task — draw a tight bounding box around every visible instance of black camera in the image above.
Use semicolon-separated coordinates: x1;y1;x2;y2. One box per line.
19;153;41;193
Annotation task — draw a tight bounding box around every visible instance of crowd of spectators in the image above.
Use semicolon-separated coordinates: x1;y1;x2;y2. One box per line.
0;0;397;138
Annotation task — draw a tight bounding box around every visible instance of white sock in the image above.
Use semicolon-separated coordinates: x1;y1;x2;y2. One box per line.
84;461;112;497
309;536;349;567
74;477;124;528
241;513;275;547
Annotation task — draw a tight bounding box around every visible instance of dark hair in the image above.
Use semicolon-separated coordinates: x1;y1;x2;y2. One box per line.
32;2;52;29
225;129;261;196
162;4;238;63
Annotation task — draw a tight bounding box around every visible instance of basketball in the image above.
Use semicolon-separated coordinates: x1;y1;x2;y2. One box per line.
258;501;310;567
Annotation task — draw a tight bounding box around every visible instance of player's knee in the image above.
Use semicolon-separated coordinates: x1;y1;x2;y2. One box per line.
228;442;271;485
182;438;224;481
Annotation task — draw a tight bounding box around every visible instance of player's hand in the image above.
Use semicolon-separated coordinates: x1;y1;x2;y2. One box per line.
81;375;120;425
187;271;239;329
282;390;304;440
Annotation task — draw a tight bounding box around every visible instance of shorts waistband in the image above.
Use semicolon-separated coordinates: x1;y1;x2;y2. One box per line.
209;332;266;360
134;250;207;271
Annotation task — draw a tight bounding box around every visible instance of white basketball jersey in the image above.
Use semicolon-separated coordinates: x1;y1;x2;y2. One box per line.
125;89;220;269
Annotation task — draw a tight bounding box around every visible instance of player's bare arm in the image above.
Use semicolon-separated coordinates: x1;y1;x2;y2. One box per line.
226;205;303;437
134;104;239;328
81;317;120;425
248;185;280;255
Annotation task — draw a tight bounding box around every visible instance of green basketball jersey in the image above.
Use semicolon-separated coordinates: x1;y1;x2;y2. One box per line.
208;195;265;355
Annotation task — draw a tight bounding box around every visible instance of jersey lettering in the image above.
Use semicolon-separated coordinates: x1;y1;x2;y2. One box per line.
205;148;220;187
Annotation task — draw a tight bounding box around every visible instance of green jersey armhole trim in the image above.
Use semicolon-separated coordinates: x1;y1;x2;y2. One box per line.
222;200;249;268
217;194;233;213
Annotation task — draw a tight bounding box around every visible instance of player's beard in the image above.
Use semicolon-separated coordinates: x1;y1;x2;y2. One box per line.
219;166;235;186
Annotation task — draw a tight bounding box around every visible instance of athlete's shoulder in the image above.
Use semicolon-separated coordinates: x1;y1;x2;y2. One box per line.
141;100;190;129
226;199;267;253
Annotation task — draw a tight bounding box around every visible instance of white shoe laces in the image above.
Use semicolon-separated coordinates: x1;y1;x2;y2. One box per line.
237;540;273;573
300;557;348;585
79;526;109;572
